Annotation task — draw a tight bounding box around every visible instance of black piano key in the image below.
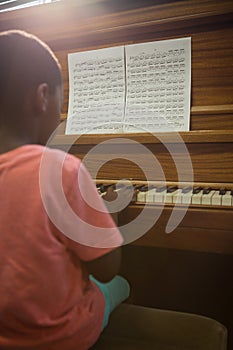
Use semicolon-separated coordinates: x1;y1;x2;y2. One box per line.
115;183;127;190
97;184;114;193
203;187;211;195
167;186;178;193
139;185;149;192
116;183;138;191
219;188;226;195
147;184;156;191
156;186;167;192
96;184;105;193
192;186;202;194
138;184;156;192
134;185;144;190
182;186;192;193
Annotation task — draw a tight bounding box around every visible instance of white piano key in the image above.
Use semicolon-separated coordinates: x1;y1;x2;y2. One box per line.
137;191;146;202
181;190;192;204
145;188;157;203
201;190;216;205
211;191;222;205
165;189;179;204
172;189;183;203
222;191;232;206
154;189;167;203
191;191;203;204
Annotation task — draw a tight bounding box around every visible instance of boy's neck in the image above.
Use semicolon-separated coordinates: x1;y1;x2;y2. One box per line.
0;129;32;154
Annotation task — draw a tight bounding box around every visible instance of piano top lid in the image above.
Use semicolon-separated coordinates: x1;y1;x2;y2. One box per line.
50;129;233;146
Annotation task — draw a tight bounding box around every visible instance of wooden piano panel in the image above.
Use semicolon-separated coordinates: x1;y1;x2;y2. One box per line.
64;139;233;184
119;204;233;254
191;105;233;130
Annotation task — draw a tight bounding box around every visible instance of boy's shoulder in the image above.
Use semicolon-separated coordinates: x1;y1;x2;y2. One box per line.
38;144;82;173
12;144;81;169
1;144;82;178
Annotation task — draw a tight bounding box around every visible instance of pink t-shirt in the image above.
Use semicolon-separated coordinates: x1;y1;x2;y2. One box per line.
0;145;123;350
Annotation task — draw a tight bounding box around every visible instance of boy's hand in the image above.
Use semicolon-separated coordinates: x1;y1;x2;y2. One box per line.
101;184;137;224
101;185;118;202
102;185;134;209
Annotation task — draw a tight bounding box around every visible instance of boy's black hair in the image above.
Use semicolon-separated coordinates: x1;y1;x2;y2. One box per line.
0;30;62;112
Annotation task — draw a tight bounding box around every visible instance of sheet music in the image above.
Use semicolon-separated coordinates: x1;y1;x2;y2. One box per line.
66;37;191;135
124;38;191;132
66;46;125;135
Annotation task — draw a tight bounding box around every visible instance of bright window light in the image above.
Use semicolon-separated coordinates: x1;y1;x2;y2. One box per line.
0;0;60;12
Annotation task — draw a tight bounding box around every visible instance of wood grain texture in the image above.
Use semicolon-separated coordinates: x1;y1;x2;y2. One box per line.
119;205;233;254
51;135;233;183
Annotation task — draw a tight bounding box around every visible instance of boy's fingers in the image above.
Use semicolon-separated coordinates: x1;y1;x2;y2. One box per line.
102;186;117;201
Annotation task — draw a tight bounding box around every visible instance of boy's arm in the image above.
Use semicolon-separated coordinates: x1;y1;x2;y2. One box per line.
83;186;122;282
82;186;123;282
55;159;124;282
85;247;121;283
65;183;123;283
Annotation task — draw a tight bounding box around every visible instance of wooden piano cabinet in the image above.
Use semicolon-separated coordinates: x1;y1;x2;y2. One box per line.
52;130;233;186
120;244;233;350
119;204;233;254
0;1;232;348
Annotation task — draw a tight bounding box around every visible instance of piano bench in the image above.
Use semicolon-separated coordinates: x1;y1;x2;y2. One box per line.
91;304;227;350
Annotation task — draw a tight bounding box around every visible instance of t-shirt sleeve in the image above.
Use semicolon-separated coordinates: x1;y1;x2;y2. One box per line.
46;151;123;262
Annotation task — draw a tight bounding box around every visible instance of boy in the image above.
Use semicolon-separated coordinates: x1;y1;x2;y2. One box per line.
0;30;129;350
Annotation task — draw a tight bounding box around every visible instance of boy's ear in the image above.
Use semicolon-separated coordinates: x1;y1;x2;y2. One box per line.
36;83;49;113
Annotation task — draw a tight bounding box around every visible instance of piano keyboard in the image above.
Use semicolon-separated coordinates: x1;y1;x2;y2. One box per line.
136;186;233;206
96;182;233;207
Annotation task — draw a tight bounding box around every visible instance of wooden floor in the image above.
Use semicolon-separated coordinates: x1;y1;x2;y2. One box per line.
120;245;233;350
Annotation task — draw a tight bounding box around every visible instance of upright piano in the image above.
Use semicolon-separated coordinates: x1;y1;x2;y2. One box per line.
1;0;232;347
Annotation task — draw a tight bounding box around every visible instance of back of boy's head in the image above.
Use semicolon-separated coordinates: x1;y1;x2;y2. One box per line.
0;30;62;115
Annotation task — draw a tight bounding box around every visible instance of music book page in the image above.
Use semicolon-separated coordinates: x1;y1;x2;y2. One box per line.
124;38;191;132
66;46;125;135
66;37;191;135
